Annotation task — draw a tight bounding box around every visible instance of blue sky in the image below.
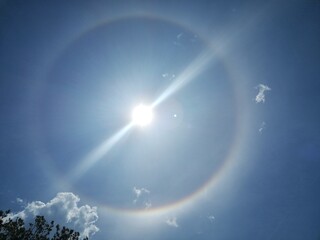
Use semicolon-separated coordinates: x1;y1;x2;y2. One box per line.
0;0;319;239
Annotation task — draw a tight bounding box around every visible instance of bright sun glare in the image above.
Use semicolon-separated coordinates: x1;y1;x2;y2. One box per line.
132;104;153;127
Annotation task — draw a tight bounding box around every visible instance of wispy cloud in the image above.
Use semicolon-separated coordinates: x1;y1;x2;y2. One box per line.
133;187;151;209
144;202;152;210
133;187;150;200
162;73;175;80
208;215;215;222
175;32;198;43
9;192;99;238
162;73;169;78
259;121;266;133
166;217;179;228
255;84;271;103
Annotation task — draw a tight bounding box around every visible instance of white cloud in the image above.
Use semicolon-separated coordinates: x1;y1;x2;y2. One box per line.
133;187;150;203
9;192;99;238
177;32;183;39
162;73;169;78
14;197;26;208
190;34;198;42
255;84;271;103
208;215;215;222
162;73;175;80
132;187;152;210
166;217;178;228
144;202;152;210
176;32;197;41
259;121;266;133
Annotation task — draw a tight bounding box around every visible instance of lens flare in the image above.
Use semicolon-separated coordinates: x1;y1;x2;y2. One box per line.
69;123;133;182
132;104;153;127
151;51;214;108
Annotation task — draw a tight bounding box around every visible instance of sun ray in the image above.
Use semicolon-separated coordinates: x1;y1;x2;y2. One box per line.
69;50;215;183
69;122;133;182
151;50;215;108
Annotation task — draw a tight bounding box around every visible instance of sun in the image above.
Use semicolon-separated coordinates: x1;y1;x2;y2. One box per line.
132;104;153;127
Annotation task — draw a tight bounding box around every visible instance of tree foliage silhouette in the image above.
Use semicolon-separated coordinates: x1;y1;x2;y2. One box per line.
0;210;89;240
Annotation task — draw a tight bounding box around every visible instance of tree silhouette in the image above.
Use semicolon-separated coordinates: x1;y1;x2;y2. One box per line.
0;210;89;240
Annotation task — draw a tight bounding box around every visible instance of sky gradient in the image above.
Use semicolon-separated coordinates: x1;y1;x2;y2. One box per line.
0;1;320;239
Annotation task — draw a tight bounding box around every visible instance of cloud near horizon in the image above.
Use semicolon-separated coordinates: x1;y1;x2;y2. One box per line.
9;192;99;238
